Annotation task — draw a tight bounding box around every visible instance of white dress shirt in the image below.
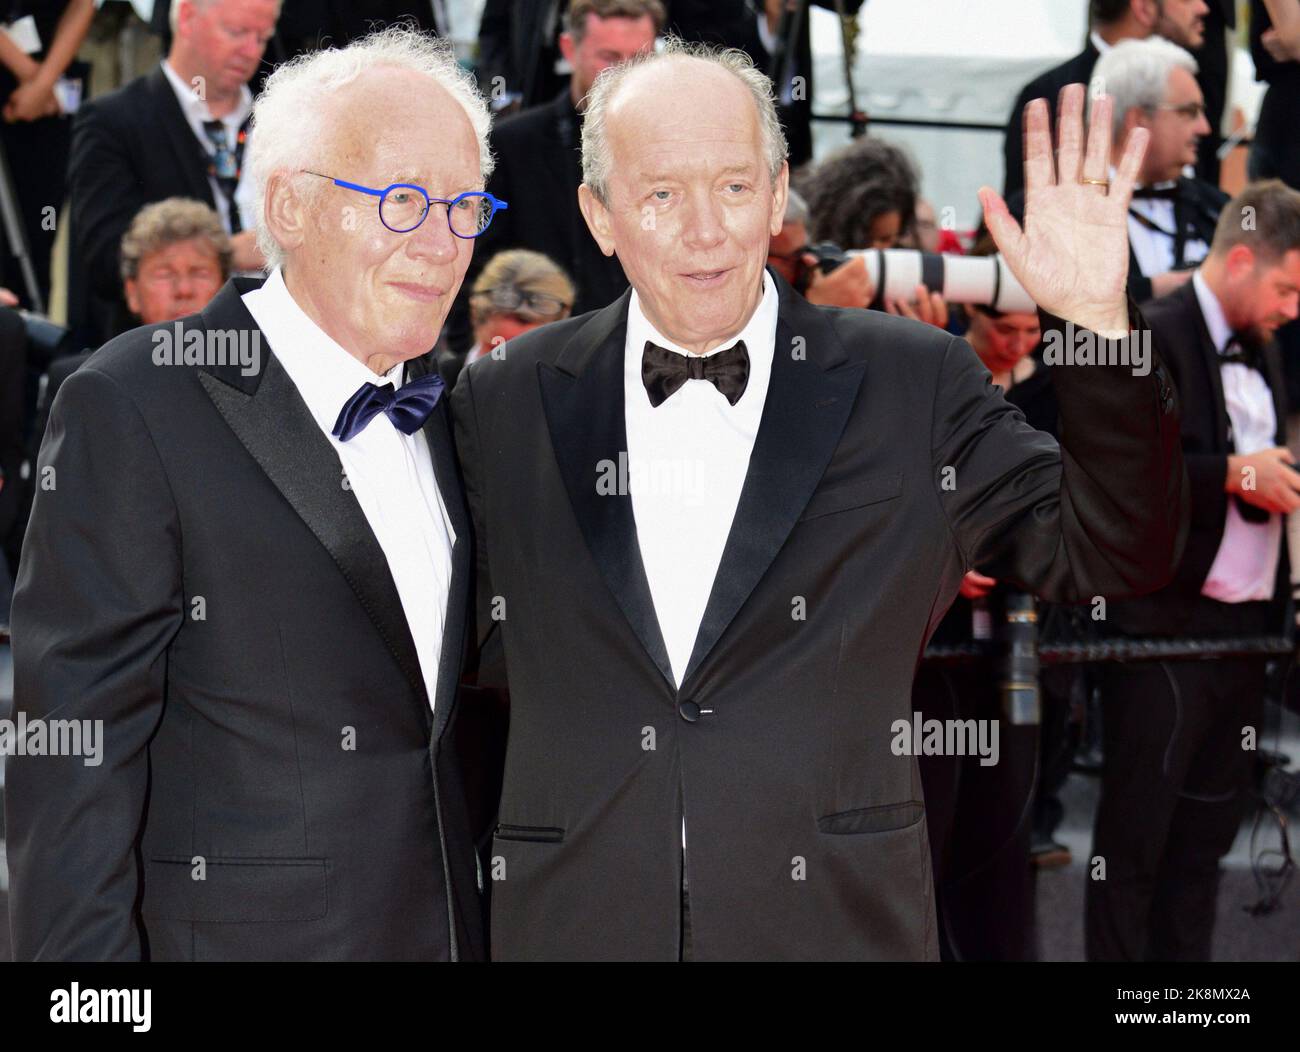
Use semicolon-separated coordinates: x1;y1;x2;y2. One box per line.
623;270;779;687
242;267;457;708
1193;270;1281;602
160;60;257;234
1125;168;1210;280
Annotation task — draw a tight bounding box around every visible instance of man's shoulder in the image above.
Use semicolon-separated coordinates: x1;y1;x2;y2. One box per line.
811;301;954;366
1140;285;1203;361
1182;175;1230;210
491;95;566;150
74;313;214;402
1014;47;1096;111
79;68;163;126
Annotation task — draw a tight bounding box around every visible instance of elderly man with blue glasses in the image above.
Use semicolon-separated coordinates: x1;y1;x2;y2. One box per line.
6;26;504;962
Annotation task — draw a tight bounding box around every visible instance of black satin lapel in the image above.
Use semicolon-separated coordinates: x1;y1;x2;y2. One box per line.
682;304;865;687
198;354;431;725
539;330;675;688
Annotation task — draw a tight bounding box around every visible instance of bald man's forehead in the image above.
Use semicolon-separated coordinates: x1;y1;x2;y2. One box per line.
319;68;480;187
607;64;763;153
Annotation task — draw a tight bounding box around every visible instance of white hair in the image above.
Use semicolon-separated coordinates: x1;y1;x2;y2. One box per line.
250;25;494;269
581;37;788;206
1090;36;1200;142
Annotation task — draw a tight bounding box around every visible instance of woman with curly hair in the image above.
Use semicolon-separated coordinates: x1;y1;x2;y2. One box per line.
797;136;919;251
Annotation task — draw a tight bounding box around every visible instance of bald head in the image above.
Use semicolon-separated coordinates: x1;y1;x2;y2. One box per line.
581;38;786;207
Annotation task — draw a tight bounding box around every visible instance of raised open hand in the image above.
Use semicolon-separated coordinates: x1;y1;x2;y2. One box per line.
979;83;1148;338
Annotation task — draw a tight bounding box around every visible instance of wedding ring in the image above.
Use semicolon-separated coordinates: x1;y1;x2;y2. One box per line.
1081;177;1110;189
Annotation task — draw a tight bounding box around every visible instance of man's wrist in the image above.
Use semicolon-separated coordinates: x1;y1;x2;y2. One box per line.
1226;454;1242;494
1069;304;1131;341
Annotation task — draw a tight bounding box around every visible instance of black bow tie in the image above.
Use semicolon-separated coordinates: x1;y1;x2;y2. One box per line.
1132;184;1180;201
1220;336;1263;373
641;339;750;408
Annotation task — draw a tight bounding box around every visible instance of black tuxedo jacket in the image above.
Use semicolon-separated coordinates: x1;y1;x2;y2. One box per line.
69;66;219;341
7;278;484;961
451;268;1188;961
1110;280;1289;635
1003;42;1100;200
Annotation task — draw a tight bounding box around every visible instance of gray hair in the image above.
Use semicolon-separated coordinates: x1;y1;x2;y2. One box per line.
581;36;788;206
250;25;494;269
1091;36;1200;142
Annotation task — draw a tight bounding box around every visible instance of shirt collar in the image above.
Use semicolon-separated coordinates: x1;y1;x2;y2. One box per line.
161;59;253;127
241;266;405;437
1089;31;1112;56
627;268;779;364
1192;268;1235;354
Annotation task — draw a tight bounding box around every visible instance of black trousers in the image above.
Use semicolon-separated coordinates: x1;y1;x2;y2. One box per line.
1085;599;1272;962
914;661;1038;961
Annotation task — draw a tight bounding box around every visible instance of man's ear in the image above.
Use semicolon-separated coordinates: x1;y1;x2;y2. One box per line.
124;277;140;317
558;31;575;68
770;161;790;238
578;183;616;257
264;172;308;258
1224;243;1256;280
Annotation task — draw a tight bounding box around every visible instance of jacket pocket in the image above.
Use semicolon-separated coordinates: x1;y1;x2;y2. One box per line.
799;473;904;522
145;855;328;922
494;823;565;844
818;800;925;835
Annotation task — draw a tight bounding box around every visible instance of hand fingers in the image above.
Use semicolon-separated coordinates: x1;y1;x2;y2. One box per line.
1276;446;1297;464
978;186;1026;272
929;291;949;328
1055;83;1085;186
1082;93;1112;188
1022;96;1056;193
1110;125;1149;204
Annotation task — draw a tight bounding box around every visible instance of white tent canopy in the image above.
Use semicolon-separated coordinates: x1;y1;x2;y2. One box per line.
809;0;1264;235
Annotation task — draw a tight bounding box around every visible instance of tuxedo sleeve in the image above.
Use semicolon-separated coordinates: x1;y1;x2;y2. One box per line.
6;365;183;961
449;363;507;687
931;304;1189;601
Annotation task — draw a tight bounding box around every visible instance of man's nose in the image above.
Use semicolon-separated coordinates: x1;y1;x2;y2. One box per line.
406;206;460;263
680;191;725;249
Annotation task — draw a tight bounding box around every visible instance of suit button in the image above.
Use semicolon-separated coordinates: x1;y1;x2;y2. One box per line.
679;700;702;722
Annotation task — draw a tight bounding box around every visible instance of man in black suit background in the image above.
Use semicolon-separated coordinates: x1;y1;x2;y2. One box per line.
1012;37;1226;303
1087;180;1300;961
452;41;1187;960
69;0;277;341
445;0;660;352
1003;0;1208;201
1092;37;1227;301
7;26;492;961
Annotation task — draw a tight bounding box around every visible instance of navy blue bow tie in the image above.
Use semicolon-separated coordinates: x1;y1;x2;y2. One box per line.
332;371;445;442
